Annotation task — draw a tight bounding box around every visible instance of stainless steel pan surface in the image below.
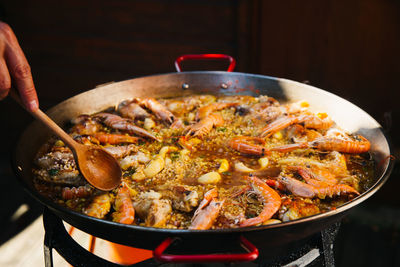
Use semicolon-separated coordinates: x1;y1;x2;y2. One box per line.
13;70;393;254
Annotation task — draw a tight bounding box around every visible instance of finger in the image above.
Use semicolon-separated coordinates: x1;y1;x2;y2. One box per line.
5;47;38;111
0;57;11;99
2;25;38;111
0;29;11;100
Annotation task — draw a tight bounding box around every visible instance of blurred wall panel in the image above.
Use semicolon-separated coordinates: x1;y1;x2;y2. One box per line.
0;0;247;105
0;0;398;150
255;0;400;149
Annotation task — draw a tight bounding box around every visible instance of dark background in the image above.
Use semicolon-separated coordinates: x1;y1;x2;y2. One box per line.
0;0;399;266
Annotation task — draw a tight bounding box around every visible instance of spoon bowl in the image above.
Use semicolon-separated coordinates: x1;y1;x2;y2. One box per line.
12;91;122;190
75;144;122;191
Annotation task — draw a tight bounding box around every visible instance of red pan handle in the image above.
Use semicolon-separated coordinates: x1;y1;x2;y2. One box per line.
153;235;258;263
174;54;236;72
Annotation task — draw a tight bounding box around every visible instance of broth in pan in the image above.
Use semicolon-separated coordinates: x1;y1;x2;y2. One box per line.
33;94;374;229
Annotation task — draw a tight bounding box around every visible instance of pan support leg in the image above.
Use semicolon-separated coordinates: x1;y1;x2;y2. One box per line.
44;230;54;267
321;221;340;267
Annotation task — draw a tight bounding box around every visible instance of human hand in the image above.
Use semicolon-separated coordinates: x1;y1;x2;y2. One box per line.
0;22;38;111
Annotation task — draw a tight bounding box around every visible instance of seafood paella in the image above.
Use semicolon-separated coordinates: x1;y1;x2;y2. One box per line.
33;94;374;229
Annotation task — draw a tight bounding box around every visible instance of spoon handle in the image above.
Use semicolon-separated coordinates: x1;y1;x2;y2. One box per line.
10;90;77;149
31;109;77;148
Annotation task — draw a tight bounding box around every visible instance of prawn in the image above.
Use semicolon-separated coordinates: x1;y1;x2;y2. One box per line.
265;179;286;191
102;144;138;158
189;200;224;230
118;100;150;120
289;166;338;185
277;176;359;199
135;97;175;124
170;118;185;130
271;135;371;154
190;188;224;230
196;102;237;120
251;103;282;122
240;176;281;227
186;114;224;138
94;113;159;141
196;188;219;212
310;136;370;154
91;133;139;145
229;136;267;156
70;115;102;135
259;116;299;138
299;114;333;130
62;184;93;200
259;114;333;138
112;184;135;224
178;136;196;151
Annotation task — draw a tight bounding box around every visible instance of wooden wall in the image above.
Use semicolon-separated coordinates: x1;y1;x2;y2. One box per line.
255;0;400;142
0;0;399;153
0;0;244;104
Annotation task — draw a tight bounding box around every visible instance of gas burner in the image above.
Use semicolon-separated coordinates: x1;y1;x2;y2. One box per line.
43;207;339;267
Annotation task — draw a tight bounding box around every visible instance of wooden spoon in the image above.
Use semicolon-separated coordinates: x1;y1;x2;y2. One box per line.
12;91;122;191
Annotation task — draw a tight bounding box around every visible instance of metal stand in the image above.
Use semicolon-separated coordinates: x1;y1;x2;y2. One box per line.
321;222;340;267
43;207;158;266
43;207;339;267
